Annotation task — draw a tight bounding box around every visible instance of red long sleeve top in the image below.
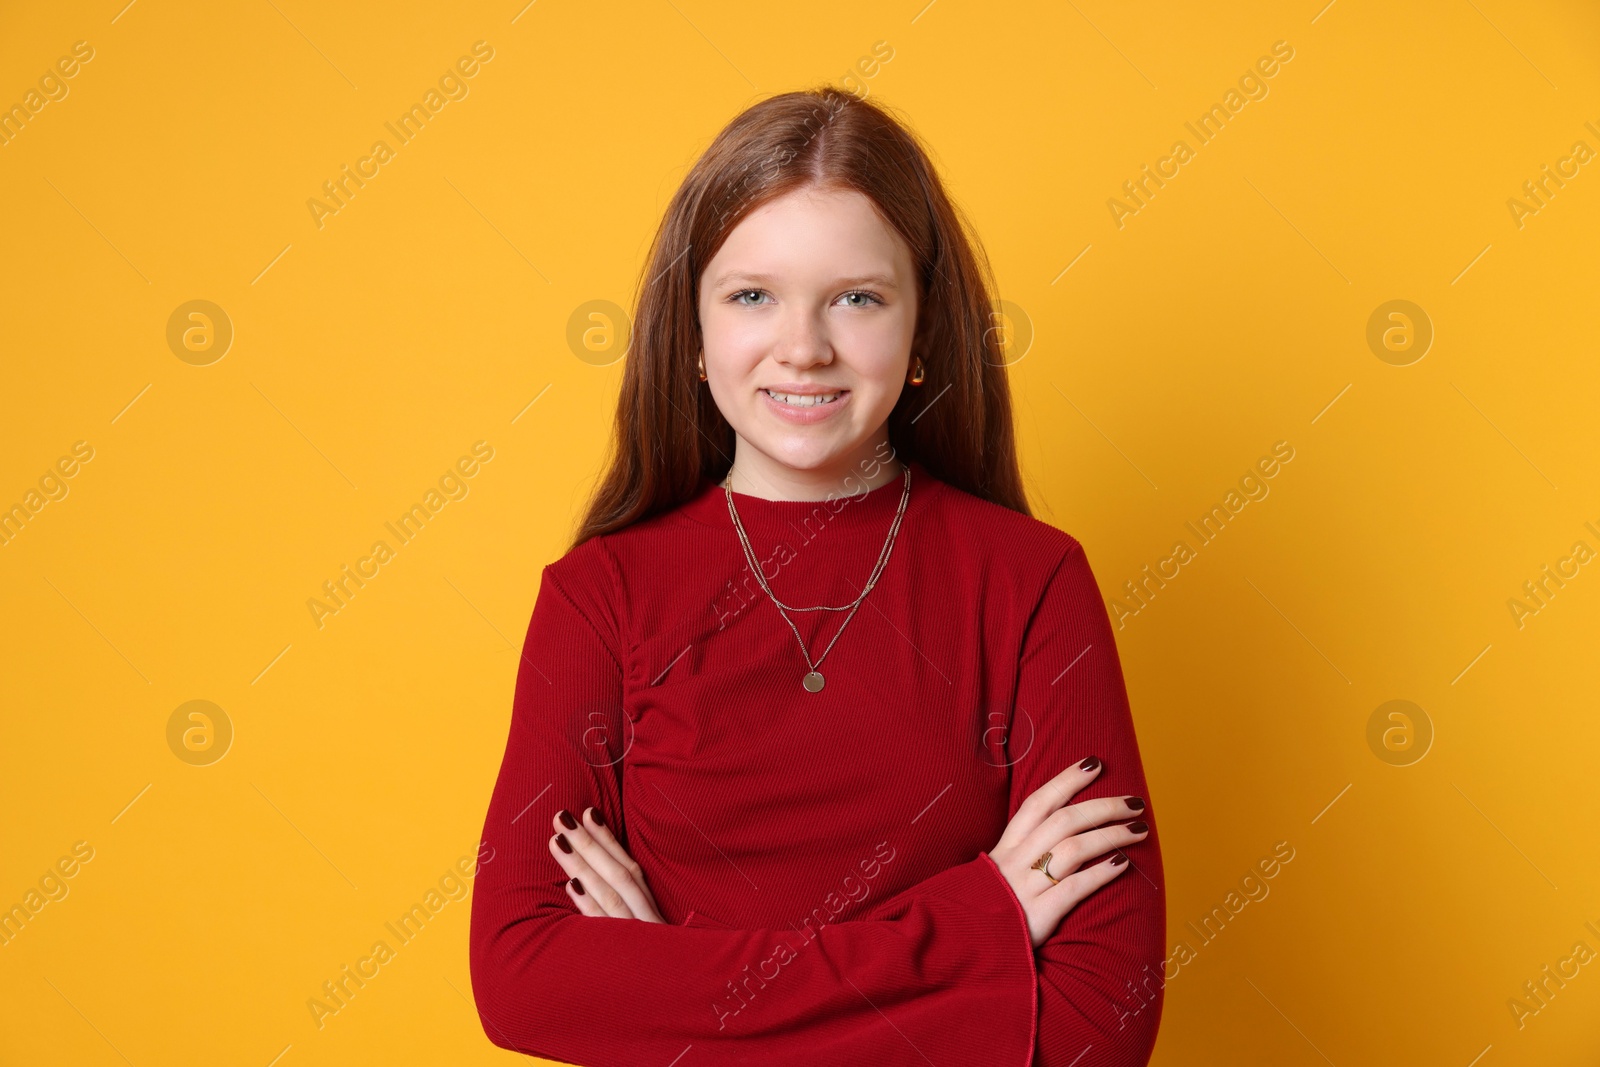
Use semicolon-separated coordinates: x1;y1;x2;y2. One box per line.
469;458;1165;1065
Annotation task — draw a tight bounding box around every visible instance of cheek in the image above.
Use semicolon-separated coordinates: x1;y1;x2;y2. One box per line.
701;308;768;364
703;332;768;383
852;311;909;346
842;317;912;378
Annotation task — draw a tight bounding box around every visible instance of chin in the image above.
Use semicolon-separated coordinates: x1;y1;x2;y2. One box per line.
767;447;841;472
755;437;852;472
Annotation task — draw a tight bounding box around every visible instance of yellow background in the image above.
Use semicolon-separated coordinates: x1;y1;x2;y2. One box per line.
2;0;1597;1063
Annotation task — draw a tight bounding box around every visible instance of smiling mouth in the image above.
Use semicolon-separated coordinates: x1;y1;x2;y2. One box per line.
763;388;844;407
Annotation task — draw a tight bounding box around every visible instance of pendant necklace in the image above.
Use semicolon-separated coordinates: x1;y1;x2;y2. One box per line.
722;463;911;693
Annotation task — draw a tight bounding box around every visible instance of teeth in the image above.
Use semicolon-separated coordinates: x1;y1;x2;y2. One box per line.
766;389;842;407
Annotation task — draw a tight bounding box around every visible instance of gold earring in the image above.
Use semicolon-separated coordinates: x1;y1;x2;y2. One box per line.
908;355;925;386
698;352;708;381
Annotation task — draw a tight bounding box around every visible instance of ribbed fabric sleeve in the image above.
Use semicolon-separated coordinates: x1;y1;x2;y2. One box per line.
1012;545;1166;1064
467;462;1164;1066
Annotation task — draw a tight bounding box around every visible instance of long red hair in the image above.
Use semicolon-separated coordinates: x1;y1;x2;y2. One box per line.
571;84;1030;550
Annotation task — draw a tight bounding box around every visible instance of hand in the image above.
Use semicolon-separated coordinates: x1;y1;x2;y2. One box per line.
987;756;1150;948
550;806;665;922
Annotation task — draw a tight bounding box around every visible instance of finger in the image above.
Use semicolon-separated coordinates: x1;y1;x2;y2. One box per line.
583;807;664;919
1038;851;1131;925
569;876;604;921
548;832;630;919
1027;795;1146;855
565;874;606;917
553;809;654;920
581;809;658;904
997;756;1103;850
1048;819;1150;874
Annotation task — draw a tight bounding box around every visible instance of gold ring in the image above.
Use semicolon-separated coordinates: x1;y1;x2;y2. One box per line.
1032;851;1060;885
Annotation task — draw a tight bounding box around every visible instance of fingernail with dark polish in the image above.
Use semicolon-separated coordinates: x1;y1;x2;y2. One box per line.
1109;853;1128;866
1079;756;1100;772
1129;821;1149;834
555;833;572;854
570;876;585;895
1126;797;1145;811
589;807;605;828
558;809;578;830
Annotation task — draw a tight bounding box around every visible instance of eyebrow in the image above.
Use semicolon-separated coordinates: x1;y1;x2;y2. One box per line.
713;271;901;291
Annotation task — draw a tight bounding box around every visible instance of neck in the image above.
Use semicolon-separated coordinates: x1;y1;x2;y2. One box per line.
726;437;904;501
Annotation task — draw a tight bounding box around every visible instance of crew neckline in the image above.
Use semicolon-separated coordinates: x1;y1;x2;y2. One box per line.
677;458;936;529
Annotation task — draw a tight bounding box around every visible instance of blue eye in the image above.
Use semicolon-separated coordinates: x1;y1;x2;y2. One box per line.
840;290;882;308
728;289;883;307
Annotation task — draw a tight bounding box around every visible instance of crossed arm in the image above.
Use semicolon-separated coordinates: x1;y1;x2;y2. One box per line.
468;542;1165;1065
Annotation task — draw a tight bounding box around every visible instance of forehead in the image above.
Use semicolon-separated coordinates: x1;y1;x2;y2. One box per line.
704;186;912;287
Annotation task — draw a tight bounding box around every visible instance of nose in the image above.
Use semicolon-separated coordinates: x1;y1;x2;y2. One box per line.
772;307;834;369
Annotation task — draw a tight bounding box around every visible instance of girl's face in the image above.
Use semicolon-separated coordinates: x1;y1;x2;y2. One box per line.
696;185;919;497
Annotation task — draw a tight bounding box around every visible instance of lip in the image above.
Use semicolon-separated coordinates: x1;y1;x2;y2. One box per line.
760;386;850;425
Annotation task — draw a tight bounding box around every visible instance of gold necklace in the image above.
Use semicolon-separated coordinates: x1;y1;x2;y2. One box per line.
722;463;911;693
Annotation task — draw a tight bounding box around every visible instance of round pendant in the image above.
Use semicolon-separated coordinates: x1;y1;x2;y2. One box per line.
802;671;825;693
